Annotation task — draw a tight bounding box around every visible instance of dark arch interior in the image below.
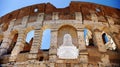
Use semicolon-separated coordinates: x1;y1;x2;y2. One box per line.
102;33;107;44
7;33;18;54
89;38;94;46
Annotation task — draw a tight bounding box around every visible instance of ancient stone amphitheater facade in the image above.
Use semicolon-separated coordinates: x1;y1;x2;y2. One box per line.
0;1;120;67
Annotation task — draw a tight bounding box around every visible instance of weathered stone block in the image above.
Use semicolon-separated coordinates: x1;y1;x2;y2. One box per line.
79;55;88;63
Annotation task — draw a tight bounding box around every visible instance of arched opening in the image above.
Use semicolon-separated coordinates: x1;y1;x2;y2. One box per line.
102;33;108;44
37;29;51;61
102;32;116;50
84;28;94;46
39;56;44;61
58;25;78;47
26;30;35;44
7;33;18;54
40;29;51;50
57;25;78;59
20;30;34;53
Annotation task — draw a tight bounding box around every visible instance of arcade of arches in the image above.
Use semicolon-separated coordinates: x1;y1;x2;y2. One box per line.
0;1;120;67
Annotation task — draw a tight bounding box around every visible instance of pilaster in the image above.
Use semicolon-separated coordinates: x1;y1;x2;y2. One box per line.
9;29;25;62
0;31;14;56
93;31;107;52
77;29;86;51
28;29;43;60
49;29;58;63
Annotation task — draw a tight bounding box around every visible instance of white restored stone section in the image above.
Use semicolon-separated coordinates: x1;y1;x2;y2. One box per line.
52;12;59;20
57;34;78;59
75;12;82;23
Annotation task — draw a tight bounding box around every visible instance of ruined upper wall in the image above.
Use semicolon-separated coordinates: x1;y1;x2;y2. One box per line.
0;1;120;24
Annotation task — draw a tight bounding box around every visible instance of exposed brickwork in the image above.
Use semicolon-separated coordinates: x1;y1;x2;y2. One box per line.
0;1;120;67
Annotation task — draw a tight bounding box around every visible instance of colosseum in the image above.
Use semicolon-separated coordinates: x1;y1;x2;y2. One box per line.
0;1;120;67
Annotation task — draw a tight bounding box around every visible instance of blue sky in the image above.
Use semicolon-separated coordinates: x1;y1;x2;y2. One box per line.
0;0;120;17
0;0;119;49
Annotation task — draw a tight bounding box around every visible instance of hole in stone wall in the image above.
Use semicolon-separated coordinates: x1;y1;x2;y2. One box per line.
40;29;51;50
96;8;101;12
0;40;3;46
102;33;108;44
39;56;44;61
89;39;94;46
34;8;38;13
102;32;117;50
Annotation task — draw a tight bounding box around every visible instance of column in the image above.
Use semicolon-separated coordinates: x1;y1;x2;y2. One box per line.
93;31;107;52
77;29;88;64
9;29;25;62
77;29;86;51
0;31;14;56
28;29;42;60
49;29;58;63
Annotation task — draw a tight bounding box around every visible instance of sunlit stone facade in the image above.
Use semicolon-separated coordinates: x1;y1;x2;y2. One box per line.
0;1;120;67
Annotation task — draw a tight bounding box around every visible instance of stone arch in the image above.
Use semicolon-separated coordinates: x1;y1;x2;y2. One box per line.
41;25;52;31
24;26;35;34
20;26;35;53
39;25;52;50
84;28;94;46
57;23;78;30
101;31;116;50
25;30;34;43
24;26;35;44
58;25;78;47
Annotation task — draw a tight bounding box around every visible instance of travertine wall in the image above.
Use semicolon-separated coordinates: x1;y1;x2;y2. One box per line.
0;1;120;67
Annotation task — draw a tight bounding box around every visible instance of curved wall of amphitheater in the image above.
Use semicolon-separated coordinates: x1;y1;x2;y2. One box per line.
0;1;120;67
